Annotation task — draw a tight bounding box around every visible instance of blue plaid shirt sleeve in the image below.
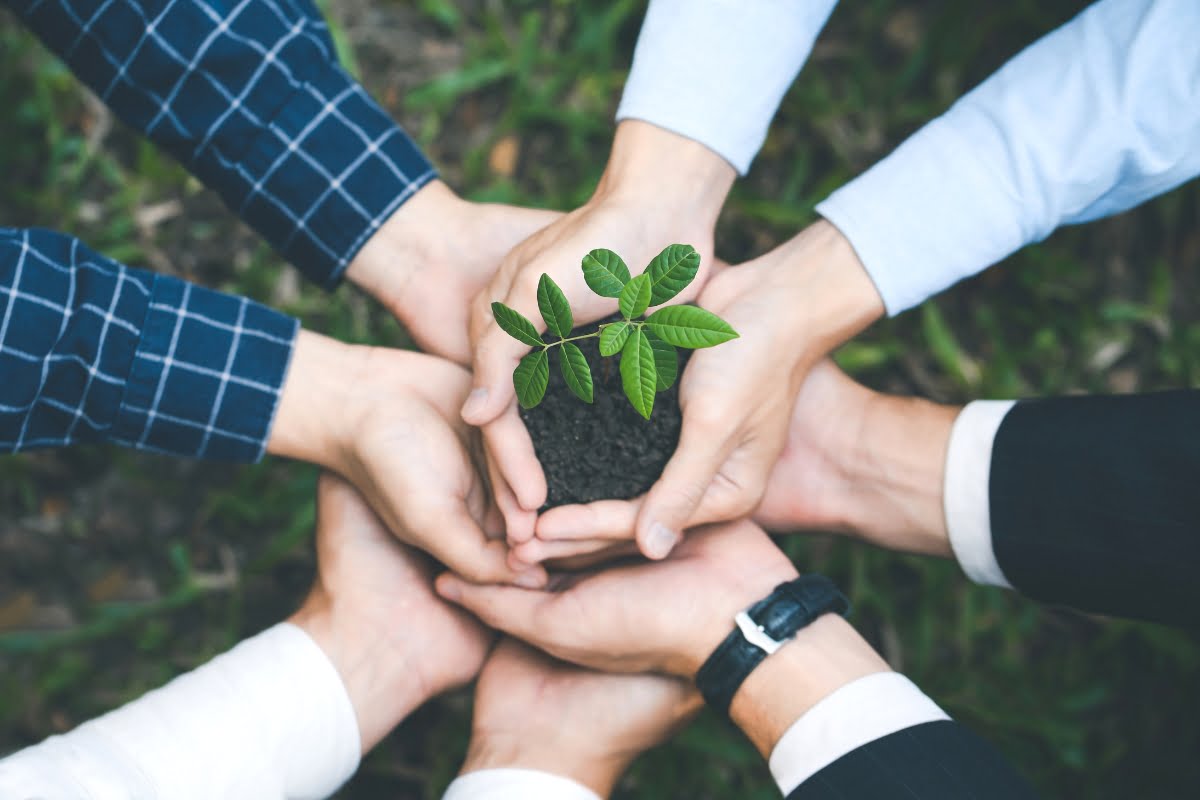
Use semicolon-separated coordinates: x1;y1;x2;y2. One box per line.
0;227;299;462
7;0;437;288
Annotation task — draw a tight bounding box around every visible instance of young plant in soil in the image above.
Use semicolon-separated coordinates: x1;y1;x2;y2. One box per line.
491;244;738;420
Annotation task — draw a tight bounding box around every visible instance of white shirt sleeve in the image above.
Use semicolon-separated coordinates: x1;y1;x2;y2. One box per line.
944;400;1018;588
617;0;839;174
0;623;361;800
817;0;1200;314
443;768;602;800
768;672;950;795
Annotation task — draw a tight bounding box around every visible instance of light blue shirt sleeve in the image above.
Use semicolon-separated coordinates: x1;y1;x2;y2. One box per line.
817;0;1200;314
617;0;839;174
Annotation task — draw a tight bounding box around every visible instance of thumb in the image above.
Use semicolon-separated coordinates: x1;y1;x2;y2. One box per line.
461;329;524;425
433;506;547;589
463;282;547;426
636;421;731;560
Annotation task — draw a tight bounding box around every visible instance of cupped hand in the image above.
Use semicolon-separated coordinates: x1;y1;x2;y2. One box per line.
437;519;799;677
291;474;493;750
528;221;885;562
270;331;546;588
462;638;701;797
459;121;735;544
346;180;560;365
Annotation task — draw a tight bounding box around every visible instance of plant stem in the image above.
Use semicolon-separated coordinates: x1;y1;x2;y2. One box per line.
542;321;643;350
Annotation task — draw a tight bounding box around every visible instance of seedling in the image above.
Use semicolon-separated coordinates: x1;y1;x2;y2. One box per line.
491;244;738;419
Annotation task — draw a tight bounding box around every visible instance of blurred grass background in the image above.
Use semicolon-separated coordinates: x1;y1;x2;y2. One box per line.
1;0;1198;797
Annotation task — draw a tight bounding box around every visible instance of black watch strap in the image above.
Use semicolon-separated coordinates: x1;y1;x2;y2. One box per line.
695;575;850;717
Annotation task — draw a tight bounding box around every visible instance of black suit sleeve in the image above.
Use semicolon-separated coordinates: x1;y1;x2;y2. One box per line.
989;391;1200;628
785;720;1037;799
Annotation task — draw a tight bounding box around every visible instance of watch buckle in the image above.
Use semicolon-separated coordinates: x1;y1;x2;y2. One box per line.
734;611;784;655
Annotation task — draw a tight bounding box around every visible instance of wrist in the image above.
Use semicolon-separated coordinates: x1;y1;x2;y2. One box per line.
591;120;735;234
344;179;464;307
289;590;429;752
267;329;366;472
728;615;890;758
768;221;886;355
461;733;624;798
841;393;959;556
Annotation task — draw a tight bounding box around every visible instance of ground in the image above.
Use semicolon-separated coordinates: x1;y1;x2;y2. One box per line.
1;1;1198;797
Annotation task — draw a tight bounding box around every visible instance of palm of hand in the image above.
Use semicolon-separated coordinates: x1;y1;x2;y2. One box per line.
313;475;491;699
474;640;700;766
344;350;525;583
468;522;799;676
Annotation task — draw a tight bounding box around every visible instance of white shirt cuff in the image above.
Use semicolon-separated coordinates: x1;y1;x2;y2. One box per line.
617;0;836;174
944;400;1017;588
0;623;361;800
768;672;949;796
443;769;602;800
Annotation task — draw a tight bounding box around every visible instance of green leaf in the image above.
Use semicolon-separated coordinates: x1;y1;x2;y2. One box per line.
644;305;739;349
536;273;573;337
558;342;593;403
645;329;678;390
646;244;701;305
491;302;544;347
618;274;651;319
620;328;657;420
581;248;631;298
513;350;549;409
599;320;633;356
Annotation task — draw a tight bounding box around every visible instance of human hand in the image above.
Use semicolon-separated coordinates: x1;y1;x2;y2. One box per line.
268;330;547;587
345;180;559;365
461;639;701;797
527;221;885;561
438;519;888;757
290;474;493;751
438;520;798;677
459;121;737;542
755;361;958;556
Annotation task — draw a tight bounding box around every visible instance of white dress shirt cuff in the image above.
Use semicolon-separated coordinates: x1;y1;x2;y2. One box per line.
0;623;361;800
768;672;950;795
944;400;1017;588
443;769;602;800
617;0;837;174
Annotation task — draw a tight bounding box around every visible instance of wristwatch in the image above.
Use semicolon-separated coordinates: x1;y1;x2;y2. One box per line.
695;575;850;716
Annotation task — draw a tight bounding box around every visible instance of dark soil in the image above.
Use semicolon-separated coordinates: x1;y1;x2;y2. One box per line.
520;313;692;508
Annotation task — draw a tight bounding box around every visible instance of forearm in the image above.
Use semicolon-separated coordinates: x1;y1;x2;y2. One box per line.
618;0;838;174
8;0;435;287
840;391;960;556
0;227;296;461
818;0;1200;314
591;120;736;239
0;624;361;799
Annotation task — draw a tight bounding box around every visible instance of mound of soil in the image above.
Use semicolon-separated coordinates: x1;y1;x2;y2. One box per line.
520;313;691;508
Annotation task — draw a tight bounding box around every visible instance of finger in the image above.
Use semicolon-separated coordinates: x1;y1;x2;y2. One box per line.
463;279;544;426
543;541;640;572
511;535;632;565
433;506;547;589
536;498;642;541
436;573;555;644
635;415;733;560
482;406;547;512
486;449;537;543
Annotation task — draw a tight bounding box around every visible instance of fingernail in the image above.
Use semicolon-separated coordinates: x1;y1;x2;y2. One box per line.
437;578;462;601
644;523;678;560
515;571;545;589
461;388;488;420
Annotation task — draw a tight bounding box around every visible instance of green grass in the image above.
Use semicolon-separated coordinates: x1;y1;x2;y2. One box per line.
2;1;1199;797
